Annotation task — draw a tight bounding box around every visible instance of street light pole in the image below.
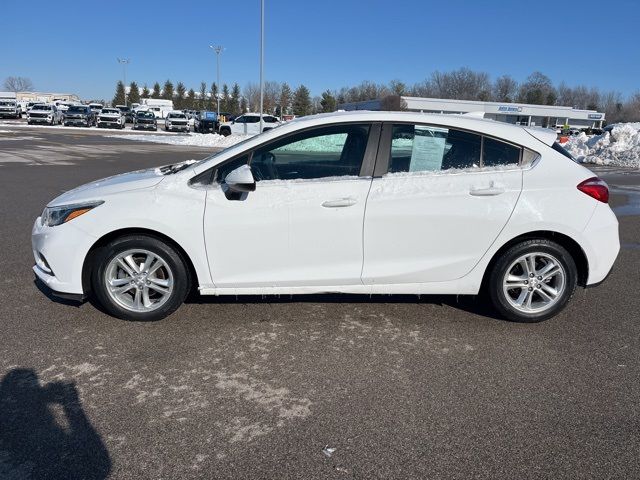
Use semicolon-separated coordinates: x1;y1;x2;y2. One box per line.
117;58;130;106
209;45;223;117
259;0;265;133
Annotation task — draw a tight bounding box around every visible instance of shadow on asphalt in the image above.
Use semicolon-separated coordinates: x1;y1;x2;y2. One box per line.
0;369;111;480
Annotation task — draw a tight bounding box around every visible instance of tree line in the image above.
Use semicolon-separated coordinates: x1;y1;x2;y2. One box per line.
109;68;639;123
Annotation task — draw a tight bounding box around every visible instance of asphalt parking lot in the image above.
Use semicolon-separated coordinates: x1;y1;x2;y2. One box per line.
0;125;639;479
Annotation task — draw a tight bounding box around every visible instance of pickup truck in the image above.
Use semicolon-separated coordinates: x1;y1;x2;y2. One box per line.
193;111;219;133
97;108;126;129
27;104;63;125
0;92;21;118
63;105;95;127
133;110;157;131
164;111;190;132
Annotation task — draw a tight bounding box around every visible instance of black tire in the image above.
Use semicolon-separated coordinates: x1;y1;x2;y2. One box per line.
487;239;577;323
91;235;190;321
220;127;230;137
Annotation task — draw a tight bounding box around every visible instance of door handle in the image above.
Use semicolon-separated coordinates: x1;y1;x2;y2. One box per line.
469;186;505;196
322;197;357;208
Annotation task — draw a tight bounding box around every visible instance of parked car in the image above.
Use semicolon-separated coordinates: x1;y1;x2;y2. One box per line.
164;111;190;132
116;105;134;123
133;110;157;130
63;105;95;127
27;104;63;125
31;111;619;322
97;108;126;129
218;113;280;136
194;111;219;133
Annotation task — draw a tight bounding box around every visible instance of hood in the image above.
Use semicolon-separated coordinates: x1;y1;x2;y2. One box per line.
48;168;166;207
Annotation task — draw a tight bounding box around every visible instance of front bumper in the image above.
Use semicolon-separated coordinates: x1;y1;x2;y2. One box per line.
28;117;51;123
167;124;189;132
98;120;122;128
32;217;97;295
65;117;89;125
135;123;156;130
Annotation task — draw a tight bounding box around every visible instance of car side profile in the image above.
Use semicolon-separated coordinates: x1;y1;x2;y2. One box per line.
32;111;619;322
219;113;280;136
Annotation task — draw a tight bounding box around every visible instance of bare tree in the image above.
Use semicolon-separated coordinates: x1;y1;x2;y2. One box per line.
4;76;34;93
263;81;281;114
242;83;260;111
518;72;556;105
492;75;518;102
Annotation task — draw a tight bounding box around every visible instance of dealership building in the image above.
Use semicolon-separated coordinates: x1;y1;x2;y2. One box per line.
339;96;605;129
16;91;81;103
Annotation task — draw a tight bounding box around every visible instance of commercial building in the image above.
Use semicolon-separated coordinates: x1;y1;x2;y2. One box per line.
16;91;81;103
339;96;605;129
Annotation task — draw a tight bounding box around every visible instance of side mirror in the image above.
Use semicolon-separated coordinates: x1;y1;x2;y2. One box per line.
224;165;256;193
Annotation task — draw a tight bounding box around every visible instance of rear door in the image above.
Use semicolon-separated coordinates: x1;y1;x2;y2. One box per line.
362;122;523;285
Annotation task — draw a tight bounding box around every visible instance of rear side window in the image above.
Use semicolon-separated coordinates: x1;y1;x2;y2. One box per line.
482;137;521;167
388;124;481;173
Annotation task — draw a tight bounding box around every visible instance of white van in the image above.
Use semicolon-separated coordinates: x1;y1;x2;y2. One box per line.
139;98;174;119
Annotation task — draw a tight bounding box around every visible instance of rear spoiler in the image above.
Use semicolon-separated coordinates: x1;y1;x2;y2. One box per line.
524;126;557;146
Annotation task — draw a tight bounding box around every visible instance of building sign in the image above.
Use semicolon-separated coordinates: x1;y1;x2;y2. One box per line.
588;114;603;119
498;105;523;113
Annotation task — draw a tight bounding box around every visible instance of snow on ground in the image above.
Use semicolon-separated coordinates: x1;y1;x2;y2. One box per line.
0;121;178;135
564;122;640;168
107;133;249;148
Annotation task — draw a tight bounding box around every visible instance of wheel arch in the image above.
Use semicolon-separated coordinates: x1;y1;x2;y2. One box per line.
481;230;589;290
82;227;200;296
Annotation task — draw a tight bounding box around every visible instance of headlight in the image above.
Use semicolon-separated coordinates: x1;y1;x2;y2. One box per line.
41;201;104;227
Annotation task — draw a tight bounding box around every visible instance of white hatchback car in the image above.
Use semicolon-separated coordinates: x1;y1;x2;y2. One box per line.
32;112;619;322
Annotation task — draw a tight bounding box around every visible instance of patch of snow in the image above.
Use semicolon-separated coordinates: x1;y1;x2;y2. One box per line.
564;122;640;168
108;133;249;148
0;129;11;133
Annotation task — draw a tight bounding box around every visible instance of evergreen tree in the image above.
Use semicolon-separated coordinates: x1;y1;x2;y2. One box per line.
186;88;196;109
221;84;230;112
162;80;174;100
141;84;150;98
292;84;312;116
199;81;207;110
128;81;140;105
320;90;336;113
240;96;248;113
230;83;241;115
151;82;161;99
175;82;186;109
209;82;218;110
279;83;292;116
112;80;126;106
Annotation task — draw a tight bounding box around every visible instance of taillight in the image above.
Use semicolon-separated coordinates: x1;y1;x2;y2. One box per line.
577;177;609;203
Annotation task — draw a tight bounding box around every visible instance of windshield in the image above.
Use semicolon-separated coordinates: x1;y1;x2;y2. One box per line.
67;106;87;113
168;114;186;119
118;106;130;112
0;101;15;106
137;111;155;118
102;109;119;114
32;105;51;110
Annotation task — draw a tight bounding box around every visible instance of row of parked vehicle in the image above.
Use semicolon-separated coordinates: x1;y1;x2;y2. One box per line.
22;101;283;135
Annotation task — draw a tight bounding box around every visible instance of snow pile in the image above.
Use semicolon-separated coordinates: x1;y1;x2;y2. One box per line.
108;133;250;148
564;123;640;168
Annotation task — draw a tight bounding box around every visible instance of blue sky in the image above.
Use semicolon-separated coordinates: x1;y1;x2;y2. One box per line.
2;0;638;100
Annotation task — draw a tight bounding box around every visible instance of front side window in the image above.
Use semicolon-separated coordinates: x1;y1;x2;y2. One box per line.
250;124;370;181
245;116;260;124
388;124;481;173
234;116;245;123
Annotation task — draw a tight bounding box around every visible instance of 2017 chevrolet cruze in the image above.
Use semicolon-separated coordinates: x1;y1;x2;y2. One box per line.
32;112;619;322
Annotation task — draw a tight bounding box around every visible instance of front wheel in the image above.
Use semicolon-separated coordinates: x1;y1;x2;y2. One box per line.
91;235;190;321
487;239;577;323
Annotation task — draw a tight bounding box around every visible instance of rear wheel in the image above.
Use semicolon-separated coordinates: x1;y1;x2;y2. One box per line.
91;235;190;321
488;239;577;323
220;127;231;137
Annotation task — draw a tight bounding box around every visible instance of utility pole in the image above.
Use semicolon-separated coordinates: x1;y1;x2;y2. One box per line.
259;0;265;133
209;45;223;117
117;58;130;106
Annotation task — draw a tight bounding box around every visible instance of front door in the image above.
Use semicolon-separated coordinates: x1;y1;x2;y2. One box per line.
204;123;378;288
